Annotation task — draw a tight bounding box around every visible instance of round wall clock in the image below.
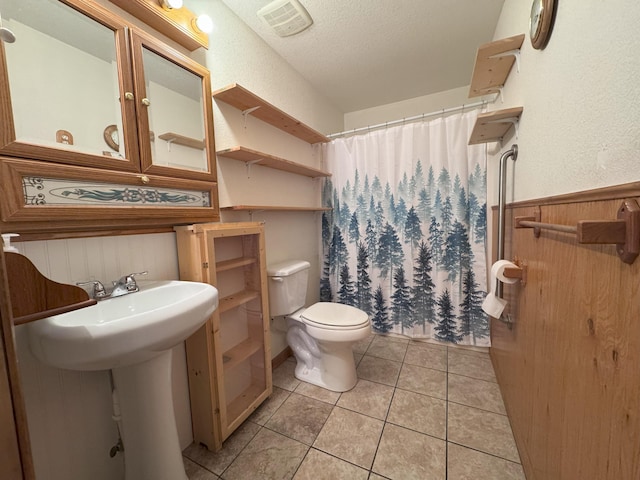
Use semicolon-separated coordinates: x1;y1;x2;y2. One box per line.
529;0;556;49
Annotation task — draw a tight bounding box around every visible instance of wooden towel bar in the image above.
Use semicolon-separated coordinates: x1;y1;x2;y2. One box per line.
514;199;640;264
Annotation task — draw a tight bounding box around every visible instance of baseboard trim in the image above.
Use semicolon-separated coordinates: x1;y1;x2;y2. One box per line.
271;346;292;370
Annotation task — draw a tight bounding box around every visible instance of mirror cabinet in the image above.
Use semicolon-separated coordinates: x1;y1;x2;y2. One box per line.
0;0;218;233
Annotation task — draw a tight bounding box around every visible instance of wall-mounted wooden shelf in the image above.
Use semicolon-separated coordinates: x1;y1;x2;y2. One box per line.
217;146;330;178
221;205;332;213
468;34;525;98
212;84;330;144
158;132;205;149
468;107;523;145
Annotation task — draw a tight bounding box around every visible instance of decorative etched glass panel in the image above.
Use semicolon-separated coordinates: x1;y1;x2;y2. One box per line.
22;176;211;207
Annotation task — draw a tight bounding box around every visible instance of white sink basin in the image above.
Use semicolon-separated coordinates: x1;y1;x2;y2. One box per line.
28;280;218;371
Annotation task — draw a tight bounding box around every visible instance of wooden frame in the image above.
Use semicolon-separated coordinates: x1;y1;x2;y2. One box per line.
175;222;272;451
0;158;219;233
0;0;220;234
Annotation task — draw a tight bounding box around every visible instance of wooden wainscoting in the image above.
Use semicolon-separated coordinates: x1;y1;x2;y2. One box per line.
491;186;640;480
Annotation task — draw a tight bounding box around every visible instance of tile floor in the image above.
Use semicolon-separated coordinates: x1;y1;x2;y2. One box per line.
182;334;526;480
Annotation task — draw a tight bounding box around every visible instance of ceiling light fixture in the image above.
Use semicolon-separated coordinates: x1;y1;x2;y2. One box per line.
193;14;213;34
160;0;183;10
257;0;313;37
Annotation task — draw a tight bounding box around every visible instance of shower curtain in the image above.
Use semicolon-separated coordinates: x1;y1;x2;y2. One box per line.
319;111;489;346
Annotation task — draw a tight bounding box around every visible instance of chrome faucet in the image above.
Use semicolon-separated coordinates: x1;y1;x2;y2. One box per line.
77;271;148;300
110;271;148;298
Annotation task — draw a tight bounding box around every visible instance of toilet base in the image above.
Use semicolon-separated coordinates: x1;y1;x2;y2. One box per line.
292;343;358;392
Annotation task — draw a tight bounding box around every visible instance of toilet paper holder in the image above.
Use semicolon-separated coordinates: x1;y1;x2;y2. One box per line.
500;259;527;286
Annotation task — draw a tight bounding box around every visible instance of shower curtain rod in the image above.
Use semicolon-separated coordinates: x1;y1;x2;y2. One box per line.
327;99;489;139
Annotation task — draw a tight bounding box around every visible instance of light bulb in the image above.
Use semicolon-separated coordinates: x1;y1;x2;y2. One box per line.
194;14;213;34
160;0;183;10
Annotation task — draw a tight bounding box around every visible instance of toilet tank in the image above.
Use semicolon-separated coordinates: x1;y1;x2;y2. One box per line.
267;260;310;316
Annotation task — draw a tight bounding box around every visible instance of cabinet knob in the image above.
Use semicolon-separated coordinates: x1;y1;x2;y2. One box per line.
124;92;134;101
139;175;150;184
141;98;151;106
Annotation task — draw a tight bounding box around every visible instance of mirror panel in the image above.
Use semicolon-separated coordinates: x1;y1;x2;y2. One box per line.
3;0;127;160
141;45;209;173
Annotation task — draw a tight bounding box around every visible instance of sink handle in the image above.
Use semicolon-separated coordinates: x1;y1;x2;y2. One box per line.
120;271;148;291
76;280;108;299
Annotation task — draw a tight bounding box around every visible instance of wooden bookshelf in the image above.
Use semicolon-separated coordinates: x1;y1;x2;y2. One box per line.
212;84;330;144
217;146;330;178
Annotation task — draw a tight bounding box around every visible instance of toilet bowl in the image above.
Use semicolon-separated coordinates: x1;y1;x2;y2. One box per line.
268;261;371;392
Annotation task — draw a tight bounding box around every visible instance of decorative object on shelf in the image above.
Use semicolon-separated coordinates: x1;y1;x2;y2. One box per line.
529;0;556;50
55;129;74;145
103;124;119;151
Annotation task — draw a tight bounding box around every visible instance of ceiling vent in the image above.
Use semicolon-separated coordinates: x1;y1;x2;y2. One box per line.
257;0;313;37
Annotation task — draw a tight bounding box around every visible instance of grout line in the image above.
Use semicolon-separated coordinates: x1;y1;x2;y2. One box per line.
447;440;524;465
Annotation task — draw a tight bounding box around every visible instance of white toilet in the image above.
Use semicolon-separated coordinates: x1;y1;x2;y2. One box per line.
267;260;371;392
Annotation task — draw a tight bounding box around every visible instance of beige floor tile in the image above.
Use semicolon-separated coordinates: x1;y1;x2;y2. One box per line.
313;407;383;469
183;421;261;475
366;335;409;362
293;448;369;480
372;423;446;479
387;388;446;439
447;443;526;480
448;349;497;382
404;343;447;371
354;352;364;366
223;428;308;480
249;386;291;425
368;474;388;480
295;381;341;405
448;403;520;463
272;360;302;391
396;363;447;399
266;392;333;445
337;379;394;420
184;457;219;479
375;334;410;344
450;344;491;358
353;334;375;354
356;355;402;386
448;373;506;414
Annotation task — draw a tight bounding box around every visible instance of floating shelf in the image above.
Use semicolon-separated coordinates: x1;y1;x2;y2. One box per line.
217;146;330;178
468;34;525;98
468;107;523;145
212;84;330;144
221;205;332;213
158;132;205;149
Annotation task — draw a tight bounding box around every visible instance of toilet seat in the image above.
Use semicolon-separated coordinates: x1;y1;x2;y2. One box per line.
300;302;369;330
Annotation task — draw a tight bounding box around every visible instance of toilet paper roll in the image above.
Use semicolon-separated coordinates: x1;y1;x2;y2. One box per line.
481;260;519;318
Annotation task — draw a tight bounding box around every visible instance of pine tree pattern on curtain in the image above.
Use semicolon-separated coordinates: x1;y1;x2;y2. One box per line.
319;111;490;346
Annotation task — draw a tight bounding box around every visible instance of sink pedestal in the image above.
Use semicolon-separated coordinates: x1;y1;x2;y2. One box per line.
112;349;187;480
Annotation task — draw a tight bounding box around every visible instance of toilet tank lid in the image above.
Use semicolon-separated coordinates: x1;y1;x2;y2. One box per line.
267;260;310;277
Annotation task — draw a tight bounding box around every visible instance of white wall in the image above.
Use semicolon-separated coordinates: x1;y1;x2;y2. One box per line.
14;1;343;479
488;0;640;204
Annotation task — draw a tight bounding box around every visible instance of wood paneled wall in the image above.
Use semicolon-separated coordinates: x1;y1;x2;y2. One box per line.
491;188;640;480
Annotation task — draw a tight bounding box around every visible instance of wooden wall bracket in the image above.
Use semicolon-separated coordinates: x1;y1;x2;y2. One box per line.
514;199;640;264
502;259;527;286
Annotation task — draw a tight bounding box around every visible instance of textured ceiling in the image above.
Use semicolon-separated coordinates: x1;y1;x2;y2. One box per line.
220;0;505;112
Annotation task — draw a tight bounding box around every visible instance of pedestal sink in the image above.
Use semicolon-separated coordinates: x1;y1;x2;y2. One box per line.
28;280;218;480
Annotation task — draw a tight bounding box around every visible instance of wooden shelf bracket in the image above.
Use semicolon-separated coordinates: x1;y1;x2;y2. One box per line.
515;199;640;264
